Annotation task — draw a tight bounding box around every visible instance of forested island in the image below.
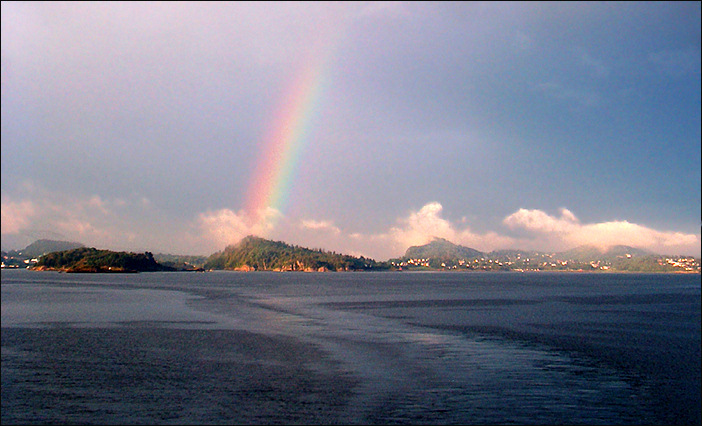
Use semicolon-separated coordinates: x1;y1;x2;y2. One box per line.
31;248;178;273
204;236;390;271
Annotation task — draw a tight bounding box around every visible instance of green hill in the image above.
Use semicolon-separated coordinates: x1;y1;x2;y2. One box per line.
33;247;175;273
405;237;483;260
204;235;387;271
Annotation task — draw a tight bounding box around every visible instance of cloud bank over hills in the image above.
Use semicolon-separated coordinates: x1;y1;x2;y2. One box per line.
9;187;697;259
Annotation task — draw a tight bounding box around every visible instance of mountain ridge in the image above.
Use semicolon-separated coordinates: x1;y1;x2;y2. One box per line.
392;237;699;272
19;239;85;258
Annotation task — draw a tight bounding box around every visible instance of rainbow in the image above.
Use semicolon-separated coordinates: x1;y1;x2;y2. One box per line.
243;36;339;232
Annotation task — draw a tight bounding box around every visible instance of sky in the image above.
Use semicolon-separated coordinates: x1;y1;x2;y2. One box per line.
2;1;700;259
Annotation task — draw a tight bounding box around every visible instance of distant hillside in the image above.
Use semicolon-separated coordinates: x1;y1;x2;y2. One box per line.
402;238;483;268
488;249;550;259
392;239;699;272
204;235;387;271
21;239;85;258
33;247;175;273
558;245;651;262
154;253;208;270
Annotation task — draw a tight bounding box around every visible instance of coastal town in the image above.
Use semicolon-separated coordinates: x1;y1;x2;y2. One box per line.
392;253;701;273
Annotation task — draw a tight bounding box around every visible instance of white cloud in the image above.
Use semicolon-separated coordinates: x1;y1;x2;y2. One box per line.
300;219;340;234
53;217;109;241
503;207;579;234
5;192;699;258
504;208;700;255
326;202;519;259
388;202;456;247
301;203;700;260
1;188;155;251
86;195;110;215
1;198;36;234
383;202;518;255
197;207;281;250
1;193;109;239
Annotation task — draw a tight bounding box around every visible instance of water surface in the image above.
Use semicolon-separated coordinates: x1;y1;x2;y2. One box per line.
2;270;699;424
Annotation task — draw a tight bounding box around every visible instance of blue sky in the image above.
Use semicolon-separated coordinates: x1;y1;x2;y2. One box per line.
2;2;700;258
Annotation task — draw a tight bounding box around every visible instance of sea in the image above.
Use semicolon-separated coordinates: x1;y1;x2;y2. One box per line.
1;269;700;425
